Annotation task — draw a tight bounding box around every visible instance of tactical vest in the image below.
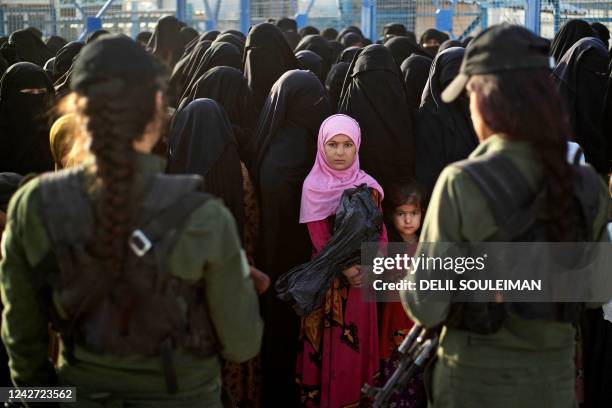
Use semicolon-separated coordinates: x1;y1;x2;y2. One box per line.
444;151;602;334
36;167;216;393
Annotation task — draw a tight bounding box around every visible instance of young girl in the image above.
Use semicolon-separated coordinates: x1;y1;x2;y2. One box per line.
379;181;427;408
297;113;385;408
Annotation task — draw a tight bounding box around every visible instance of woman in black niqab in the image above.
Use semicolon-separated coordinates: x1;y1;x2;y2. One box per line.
325;61;350;113
176;66;256;162
0;62;55;174
180;26;199;48
167;98;245;238
414;47;478;195
299;26;319;38
337;45;361;63
167;39;212;107
552;37;609;175
7;29;53;67
338;44;415;190
147;15;184;69
52;41;83;82
550;19;594;64
212;32;245;53
85;29;109;44
419;28;450;57
384;35;430;67
243;23;300;113
400;54;432;115
294;34;333;80
179;41;242;101
438;39;463;54
250;69;331;407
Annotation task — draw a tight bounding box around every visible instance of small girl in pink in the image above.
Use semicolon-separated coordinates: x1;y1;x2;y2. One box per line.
297;113;385;408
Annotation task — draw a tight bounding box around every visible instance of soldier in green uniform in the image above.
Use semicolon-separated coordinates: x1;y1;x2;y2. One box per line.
400;24;611;408
0;35;263;407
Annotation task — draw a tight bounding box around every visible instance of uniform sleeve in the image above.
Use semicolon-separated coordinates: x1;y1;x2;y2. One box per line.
400;165;465;328
0;180;56;386
199;202;263;363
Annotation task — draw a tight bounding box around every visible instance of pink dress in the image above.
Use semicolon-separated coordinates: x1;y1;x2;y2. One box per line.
297;192;386;408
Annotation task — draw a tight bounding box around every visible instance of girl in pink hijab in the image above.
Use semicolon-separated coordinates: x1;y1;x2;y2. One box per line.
297;113;385;407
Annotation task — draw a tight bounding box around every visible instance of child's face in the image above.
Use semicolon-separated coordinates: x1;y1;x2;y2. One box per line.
324;133;357;171
393;203;421;241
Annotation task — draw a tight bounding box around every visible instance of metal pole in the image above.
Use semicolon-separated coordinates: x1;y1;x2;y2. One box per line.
524;0;541;35
553;0;560;33
95;0;116;18
176;0;186;22
0;7;4;36
240;0;249;34
361;0;376;41
131;0;139;38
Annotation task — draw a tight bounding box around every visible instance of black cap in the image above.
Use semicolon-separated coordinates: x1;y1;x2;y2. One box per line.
71;34;163;97
441;23;553;103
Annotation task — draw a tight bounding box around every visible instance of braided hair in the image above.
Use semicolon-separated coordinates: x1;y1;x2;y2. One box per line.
467;70;574;242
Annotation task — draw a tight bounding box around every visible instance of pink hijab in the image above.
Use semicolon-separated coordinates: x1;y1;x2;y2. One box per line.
299;114;384;224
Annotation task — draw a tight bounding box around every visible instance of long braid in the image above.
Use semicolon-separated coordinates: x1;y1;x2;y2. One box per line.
467;70;574;241
80;85;158;275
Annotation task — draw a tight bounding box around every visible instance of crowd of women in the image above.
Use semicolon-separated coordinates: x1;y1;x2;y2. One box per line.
0;13;611;408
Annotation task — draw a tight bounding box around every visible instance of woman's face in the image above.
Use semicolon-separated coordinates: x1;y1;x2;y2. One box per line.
324;133;357;171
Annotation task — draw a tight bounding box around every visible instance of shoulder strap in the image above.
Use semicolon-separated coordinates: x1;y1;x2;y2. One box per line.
39;167;94;249
454;153;542;241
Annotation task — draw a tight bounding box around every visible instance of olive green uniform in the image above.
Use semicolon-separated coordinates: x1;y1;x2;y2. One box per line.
0;153;264;407
400;135;611;408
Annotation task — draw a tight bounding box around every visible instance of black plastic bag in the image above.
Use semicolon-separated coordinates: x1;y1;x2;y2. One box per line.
275;183;382;316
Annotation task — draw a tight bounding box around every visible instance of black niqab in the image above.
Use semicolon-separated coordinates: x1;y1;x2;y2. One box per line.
325;62;350;113
296;50;324;82
337;45;361;63
438;39;463;54
400;54;432;115
552;37;609;174
8;29;53;67
46;35;67;55
177;66;256;162
180;27;199;48
340;32;362;48
85;29;109;44
168;39;212;106
147;15;184;68
384;36;430;67
338;44;415;190
550;19;594;64
276;17;298;33
252;70;331;406
322;27;338;41
243;23;300;113
52;41;83;82
299;26;319;37
168;98;245;238
294;35;333;80
0;62;55;174
212;32;245;53
415;47;478;194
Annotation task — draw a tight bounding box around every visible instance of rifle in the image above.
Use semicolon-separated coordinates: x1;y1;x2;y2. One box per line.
362;324;439;408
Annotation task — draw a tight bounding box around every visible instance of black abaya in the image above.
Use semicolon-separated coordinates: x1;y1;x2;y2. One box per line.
550;19;594;64
400;54;432;115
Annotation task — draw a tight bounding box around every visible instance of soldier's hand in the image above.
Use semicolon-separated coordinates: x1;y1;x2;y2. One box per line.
250;265;270;294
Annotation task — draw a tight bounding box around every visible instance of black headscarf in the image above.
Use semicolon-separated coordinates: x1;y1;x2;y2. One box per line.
252;72;330;402
328;40;344;62
384;36;430;67
46;35;68;55
299;26;319;37
337;45;361;63
338;44;415;190
590;22;610;51
249;69;330;183
201;30;220;42
177;66;256;162
180;41;242;101
147;15;184;68
384;23;407;39
276;17;298;33
400;54;432;115
283;31;301;51
167;40;212;107
52;41;83;82
136;31;152;47
340;32;363;48
168;98;245;238
438;39;463;54
243;23;300;113
85;29;109;44
180;26;199;48
415;47;478;195
325;62;350;113
7;29;53;67
223;30;245;40
337;26;363;42
296;50;323;82
550;19;594;64
419;28;450;56
322;27;338;41
212;32;245;53
0;62;55;174
552;37;609;174
294;35;333;80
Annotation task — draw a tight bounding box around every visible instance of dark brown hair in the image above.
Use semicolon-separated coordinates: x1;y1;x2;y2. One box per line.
383;180;426;241
74;82;163;275
467;70;573;241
